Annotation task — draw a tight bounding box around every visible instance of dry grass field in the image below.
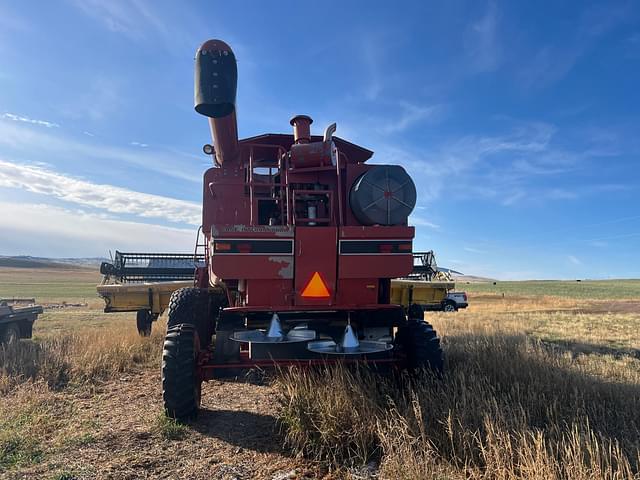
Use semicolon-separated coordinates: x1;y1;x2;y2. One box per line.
1;267;639;479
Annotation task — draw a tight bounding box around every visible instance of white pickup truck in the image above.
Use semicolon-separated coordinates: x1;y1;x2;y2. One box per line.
441;292;469;312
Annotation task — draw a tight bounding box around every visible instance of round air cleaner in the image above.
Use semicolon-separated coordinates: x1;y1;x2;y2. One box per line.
349;165;416;226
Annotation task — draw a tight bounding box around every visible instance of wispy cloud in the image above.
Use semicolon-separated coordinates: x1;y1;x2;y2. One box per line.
2;112;59;128
378;121;557;203
464;246;487;254
567;255;582;266
58;76;124;122
362;116;633;210
0;4;31;33
0;120;201;183
409;215;440;230
500;190;525;206
71;0;164;40
0;201;194;257
0;159;200;225
465;1;501;73
359;34;383;101
517;3;630;89
130;141;149;148
588;240;608;248
69;0;203;56
378;102;443;135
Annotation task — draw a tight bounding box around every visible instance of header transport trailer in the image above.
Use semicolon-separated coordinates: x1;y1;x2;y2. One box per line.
98;251;206;335
143;39;445;420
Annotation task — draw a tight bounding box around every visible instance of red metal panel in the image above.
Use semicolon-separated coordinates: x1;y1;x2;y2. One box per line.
210;255;293;280
295;227;337;306
246;279;293;306
340;255;413;279
335;278;378;305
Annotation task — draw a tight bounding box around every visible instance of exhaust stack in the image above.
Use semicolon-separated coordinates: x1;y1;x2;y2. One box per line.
290;115;313;144
194;39;239;165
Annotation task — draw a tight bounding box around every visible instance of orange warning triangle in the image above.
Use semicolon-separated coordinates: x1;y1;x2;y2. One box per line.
301;272;331;298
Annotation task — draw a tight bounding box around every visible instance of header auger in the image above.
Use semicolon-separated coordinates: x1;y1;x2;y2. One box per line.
161;39;443;420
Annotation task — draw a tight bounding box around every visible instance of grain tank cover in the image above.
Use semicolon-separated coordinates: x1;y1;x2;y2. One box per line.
349;165;416;226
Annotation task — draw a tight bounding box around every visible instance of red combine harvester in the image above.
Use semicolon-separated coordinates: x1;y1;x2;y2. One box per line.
162;39;443;420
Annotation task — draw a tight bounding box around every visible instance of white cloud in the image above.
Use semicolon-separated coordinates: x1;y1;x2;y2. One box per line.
359;34;383;101
69;0;203;56
0;4;31;33
130;141;149;148
372;121;558;206
0;120;202;183
2;112;59;128
464;246;487;254
0;159;200;225
567;255;582;266
410;215;440;230
378;102;443;135
0;202;194;257
517;4;629;89
588;240;608;248
71;0;163;40
501;190;525;206
59;76;125;122
465;2;501;73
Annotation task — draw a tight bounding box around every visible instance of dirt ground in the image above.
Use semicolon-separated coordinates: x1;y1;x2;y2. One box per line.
7;371;327;480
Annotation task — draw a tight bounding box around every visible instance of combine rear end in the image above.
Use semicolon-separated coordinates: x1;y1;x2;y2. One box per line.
162;39;443;420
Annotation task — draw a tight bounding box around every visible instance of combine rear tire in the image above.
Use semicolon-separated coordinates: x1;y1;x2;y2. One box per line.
395;320;444;375
1;323;20;344
162;323;201;421
167;288;212;348
136;310;153;336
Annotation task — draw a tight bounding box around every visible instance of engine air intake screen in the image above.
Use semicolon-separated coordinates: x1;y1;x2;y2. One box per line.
349;165;416;226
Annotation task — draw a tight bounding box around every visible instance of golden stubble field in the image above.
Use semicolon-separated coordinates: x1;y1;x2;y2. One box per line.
0;267;639;479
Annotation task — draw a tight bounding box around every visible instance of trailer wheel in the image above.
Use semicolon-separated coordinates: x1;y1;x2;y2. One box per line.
167;288;212;348
395;320;444;375
1;322;20;344
162;323;201;421
136;310;153;336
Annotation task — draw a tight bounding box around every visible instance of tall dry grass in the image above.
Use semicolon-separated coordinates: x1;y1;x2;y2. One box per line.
277;329;640;479
0;325;164;394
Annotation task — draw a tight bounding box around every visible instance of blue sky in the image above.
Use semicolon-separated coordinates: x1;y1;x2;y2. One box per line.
0;1;638;279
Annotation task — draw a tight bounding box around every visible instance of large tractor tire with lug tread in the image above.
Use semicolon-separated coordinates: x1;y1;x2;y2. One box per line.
162;323;201;421
395;320;444;375
167;288;212;348
136;310;153;336
1;322;20;344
